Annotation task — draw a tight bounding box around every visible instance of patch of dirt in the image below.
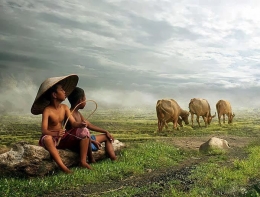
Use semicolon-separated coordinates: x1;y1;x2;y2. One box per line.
42;157;203;197
40;136;257;197
0;147;10;154
168;135;253;151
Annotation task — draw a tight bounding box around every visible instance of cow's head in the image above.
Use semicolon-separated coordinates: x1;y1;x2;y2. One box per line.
177;117;183;127
207;112;216;125
228;113;235;123
181;111;190;125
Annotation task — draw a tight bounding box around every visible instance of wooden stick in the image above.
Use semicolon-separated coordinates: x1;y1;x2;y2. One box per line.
56;100;97;146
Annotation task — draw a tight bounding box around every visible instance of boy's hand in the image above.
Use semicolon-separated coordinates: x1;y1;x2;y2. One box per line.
79;122;87;128
83;121;88;127
92;140;101;150
57;129;65;137
106;132;114;142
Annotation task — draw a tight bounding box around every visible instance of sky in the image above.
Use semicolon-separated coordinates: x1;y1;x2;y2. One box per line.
1;0;260;114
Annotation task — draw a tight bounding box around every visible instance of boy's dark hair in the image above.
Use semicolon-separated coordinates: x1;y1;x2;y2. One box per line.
68;87;85;107
44;83;61;101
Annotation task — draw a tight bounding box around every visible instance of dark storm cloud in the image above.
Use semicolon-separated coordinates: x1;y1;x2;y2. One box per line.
128;13;202;45
1;0;260;113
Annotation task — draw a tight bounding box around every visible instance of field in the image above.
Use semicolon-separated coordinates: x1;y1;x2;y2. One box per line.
1;108;260;196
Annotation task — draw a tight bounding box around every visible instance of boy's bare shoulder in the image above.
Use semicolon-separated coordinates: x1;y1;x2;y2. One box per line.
42;104;69;114
43;105;52;114
61;104;69;109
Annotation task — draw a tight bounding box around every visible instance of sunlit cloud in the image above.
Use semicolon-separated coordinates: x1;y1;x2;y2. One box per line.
73;64;85;69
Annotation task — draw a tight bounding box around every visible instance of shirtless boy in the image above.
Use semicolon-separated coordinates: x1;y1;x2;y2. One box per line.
67;87;117;161
31;74;92;173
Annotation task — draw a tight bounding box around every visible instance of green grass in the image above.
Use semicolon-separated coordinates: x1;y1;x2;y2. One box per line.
0;140;188;197
177;143;260;197
1;108;260;196
1;109;260;146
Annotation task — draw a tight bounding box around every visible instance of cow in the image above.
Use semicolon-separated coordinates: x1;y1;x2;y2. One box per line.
216;100;235;126
189;98;216;127
156;99;189;132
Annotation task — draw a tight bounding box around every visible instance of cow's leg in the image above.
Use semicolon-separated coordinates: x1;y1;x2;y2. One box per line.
162;120;168;130
197;115;201;127
173;117;178;130
191;113;194;127
165;121;168;129
218;113;221;126
157;120;161;132
227;113;231;124
170;118;174;130
161;120;166;131
158;118;164;132
202;116;207;127
223;114;225;124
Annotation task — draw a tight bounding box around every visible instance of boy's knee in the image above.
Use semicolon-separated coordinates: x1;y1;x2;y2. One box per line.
82;137;89;142
44;135;53;142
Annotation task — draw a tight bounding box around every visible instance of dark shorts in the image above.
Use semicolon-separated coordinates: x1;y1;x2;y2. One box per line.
91;135;98;151
39;128;81;152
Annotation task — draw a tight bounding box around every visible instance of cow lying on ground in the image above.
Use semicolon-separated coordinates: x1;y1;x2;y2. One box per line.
216;100;235;126
189;98;216;127
156;99;189;132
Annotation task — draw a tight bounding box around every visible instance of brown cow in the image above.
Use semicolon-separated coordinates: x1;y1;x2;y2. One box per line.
189;98;216;127
156;99;189;132
216;100;235;125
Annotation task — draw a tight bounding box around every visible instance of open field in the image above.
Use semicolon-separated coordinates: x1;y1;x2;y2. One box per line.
1;108;260;196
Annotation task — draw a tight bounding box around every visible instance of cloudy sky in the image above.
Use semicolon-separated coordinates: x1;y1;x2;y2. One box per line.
1;0;260;113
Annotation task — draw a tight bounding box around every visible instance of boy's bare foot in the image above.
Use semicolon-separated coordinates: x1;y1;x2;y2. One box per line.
110;156;117;161
65;170;73;174
62;167;73;174
89;158;96;163
80;162;92;170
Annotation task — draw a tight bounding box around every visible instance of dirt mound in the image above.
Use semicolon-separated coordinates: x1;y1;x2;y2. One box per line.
169;136;252;151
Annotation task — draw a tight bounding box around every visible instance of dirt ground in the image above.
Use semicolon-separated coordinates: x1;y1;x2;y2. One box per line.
41;135;256;197
169;135;253;151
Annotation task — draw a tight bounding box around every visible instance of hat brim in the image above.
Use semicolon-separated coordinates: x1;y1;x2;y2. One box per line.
31;74;79;115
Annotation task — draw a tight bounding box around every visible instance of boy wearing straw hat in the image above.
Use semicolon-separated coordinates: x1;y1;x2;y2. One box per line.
31;74;92;173
67;87;117;161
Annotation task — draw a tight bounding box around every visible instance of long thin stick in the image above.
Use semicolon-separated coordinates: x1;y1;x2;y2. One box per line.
56;100;97;146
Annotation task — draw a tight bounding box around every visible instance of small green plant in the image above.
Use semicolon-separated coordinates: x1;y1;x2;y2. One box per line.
203;148;227;155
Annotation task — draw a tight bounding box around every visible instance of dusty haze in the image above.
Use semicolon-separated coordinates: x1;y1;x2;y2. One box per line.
0;74;258;115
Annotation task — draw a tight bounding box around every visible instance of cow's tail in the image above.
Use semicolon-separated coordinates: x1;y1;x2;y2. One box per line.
188;100;194;113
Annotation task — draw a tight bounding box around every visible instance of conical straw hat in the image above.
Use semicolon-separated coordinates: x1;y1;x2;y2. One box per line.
31;74;79;115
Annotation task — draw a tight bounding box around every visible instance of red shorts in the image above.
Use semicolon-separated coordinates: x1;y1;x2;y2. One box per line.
39;128;84;152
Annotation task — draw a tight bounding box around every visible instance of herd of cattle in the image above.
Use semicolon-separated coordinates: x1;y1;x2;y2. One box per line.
156;98;235;132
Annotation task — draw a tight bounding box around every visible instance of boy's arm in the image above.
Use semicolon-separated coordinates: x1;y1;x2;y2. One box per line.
80;112;114;142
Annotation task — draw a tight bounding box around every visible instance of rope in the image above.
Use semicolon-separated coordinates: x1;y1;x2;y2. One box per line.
56;100;97;146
